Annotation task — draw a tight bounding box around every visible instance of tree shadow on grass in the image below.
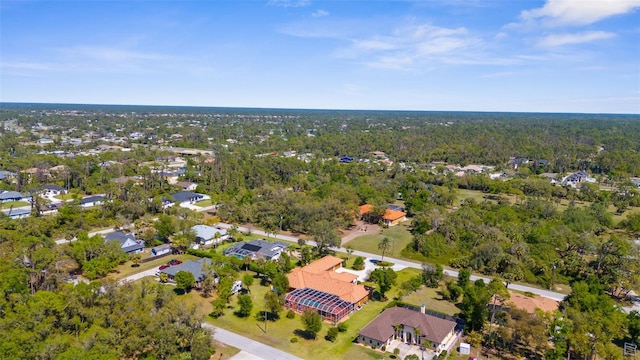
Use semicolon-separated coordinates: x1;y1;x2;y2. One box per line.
293;329;317;340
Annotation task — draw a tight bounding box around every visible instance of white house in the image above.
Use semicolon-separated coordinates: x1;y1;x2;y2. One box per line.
104;231;144;254
191;225;229;248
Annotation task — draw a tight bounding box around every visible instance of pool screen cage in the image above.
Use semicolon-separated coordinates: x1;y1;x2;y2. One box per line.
285;287;354;323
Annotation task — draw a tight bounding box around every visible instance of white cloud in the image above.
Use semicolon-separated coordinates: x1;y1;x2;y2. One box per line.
537;31;616;47
341;24;482;70
312;9;329;18
268;0;311;8
521;0;640;26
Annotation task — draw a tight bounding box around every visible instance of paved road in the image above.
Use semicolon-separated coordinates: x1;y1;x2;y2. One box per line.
217;223;569;302
202;324;303;360
117;266;301;360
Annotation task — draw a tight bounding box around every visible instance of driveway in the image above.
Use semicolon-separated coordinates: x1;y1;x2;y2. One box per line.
203;324;303;360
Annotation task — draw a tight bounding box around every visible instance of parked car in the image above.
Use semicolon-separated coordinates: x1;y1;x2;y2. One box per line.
168;259;182;266
159;264;170;270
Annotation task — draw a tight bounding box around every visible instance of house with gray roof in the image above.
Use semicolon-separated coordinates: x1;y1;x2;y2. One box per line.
2;208;31;219
80;195;106;207
151;244;172;256
0;170;17;181
160;258;216;287
104;231;144;254
223;239;289;261
191;225;228;248
358;306;459;355
0;191;31;203
168;191;209;205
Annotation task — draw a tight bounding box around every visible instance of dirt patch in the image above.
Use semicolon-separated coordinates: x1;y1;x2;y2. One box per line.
341;221;380;245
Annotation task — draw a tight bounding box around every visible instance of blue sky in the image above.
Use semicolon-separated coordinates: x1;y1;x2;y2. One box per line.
1;0;639;113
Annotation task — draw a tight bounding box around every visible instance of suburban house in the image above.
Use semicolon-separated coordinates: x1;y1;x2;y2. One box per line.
0;191;32;203
166;191;209;207
0;170;17;182
41;184;66;196
359;204;407;227
191;225;228;248
159;258;216;288
561;170;596;188
285;256;370;323
359;306;459;355
490;290;560;315
80;195;106;208
2;208;31;219
223;239;289;261
104;231;144;254
151;243;172;257
177;181;198;191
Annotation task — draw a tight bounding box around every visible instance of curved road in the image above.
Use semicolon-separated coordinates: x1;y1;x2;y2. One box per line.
217;223;568;302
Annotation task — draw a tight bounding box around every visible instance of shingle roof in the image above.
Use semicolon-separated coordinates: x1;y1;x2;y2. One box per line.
359;307;457;344
192;225;226;241
224;239;288;259
80;195;105;204
169;191;204;203
161;258;215;282
0;191;27;201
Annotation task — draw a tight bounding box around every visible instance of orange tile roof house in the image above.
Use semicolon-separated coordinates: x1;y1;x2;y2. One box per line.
359;204;407;226
359;306;460;355
285;256;370;323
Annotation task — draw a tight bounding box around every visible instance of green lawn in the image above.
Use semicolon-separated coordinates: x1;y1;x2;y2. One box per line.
0;201;30;209
345;224;413;259
54;193;79;201
207;268;420;360
107;253;201;281
196;199;214;207
401;277;460;317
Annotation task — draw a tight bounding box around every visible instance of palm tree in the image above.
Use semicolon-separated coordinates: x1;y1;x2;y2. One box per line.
413;327;421;345
393;323;403;340
378;237;392;262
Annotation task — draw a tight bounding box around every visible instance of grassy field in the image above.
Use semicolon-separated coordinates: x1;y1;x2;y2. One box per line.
0;201;30;209
107;253;201;281
401;277;460;316
206;268;423;360
344;224;413;259
54;193;78;201
196;199;214;207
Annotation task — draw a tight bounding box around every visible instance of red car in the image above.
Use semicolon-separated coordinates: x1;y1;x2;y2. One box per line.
168;259;182;266
159;264;170;270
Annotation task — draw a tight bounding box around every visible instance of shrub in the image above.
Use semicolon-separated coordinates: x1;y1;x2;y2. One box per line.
353;256;365;270
325;327;339;342
376;261;394;267
286;310;295;319
290;337;298;343
437;350;447;360
381;345;386;352
337;322;348;332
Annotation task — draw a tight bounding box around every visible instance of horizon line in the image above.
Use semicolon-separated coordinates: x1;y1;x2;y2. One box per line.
1;101;638;116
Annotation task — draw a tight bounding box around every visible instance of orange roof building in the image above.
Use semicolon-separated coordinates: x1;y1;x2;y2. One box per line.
285;256;370;322
359;204;407;226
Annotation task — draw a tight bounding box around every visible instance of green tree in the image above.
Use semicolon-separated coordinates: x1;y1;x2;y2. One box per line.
236;294;253;317
155;214;176;241
301;309;322;340
422;262;443;288
378;237;392;262
242;273;254;293
628;310;640;343
369;268;397;300
174;270;195;294
264;290;283;320
352;256;365;270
